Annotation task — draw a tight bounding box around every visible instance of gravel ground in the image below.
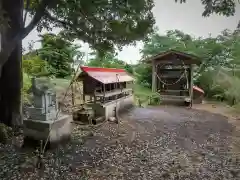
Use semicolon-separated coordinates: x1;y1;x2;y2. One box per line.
1;106;240;180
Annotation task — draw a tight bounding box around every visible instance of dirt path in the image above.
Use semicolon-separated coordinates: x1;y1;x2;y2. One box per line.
1;106;240;179
81;107;240;180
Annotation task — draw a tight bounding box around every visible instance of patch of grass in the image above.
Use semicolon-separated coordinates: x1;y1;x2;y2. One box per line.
22;76;72;104
230;103;240;114
133;84;160;106
133;84;153;96
51;78;71;91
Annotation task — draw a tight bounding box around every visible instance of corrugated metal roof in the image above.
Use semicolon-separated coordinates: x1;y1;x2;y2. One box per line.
80;66;134;84
81;66;126;73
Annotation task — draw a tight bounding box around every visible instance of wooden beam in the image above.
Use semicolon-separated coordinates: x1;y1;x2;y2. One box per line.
152;61;156;92
190;65;193;107
103;84;106;103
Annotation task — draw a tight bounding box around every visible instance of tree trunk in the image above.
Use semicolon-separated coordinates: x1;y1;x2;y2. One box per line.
0;0;23;126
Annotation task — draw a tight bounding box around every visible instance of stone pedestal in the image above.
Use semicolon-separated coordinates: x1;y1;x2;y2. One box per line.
24;78;73;148
27;106;57;121
91;95;134;121
23;114;72;148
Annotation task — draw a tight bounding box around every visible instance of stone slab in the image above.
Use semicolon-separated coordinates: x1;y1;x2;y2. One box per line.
28;106;57;121
23;115;72;148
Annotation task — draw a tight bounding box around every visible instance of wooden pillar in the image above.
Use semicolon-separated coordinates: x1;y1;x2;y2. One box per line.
103;84;105;103
152;61;156;92
82;81;85;103
190;65;194;106
83;94;85;103
94;95;96;104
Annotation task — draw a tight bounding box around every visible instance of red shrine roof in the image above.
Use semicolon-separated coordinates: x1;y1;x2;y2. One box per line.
79;66;134;84
193;86;204;94
81;66;126;73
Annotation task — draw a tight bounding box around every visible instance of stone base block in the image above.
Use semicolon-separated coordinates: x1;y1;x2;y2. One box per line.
28;107;57;121
91;95;134;120
73;108;94;124
23;115;72;149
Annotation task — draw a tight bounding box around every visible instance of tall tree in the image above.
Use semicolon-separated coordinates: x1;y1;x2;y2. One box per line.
87;52;134;73
0;0;23;126
0;0;155;66
87;52;123;68
38;33;80;78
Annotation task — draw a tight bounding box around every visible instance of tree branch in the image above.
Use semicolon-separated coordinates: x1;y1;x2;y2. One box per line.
23;0;30;26
0;0;54;67
45;11;73;29
44;11;91;43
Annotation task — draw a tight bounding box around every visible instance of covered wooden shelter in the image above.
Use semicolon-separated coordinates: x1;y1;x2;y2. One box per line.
147;50;201;105
76;66;134;120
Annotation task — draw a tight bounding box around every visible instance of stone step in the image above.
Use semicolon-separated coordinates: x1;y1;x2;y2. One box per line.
160;95;190;106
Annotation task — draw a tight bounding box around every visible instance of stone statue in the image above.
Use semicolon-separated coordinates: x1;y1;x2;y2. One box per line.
24;77;72;148
27;77;57;121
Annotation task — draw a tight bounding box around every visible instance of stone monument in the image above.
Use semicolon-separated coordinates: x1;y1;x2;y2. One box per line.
23;77;72;148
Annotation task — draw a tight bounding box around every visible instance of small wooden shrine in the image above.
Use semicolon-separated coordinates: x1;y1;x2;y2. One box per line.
76;66;134;121
147;50;201;106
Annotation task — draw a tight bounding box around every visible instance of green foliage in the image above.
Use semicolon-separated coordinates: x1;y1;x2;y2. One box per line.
175;0;238;17
38;33;80;78
23;32;84;79
134;84;160;106
25;0;155;55
124;64;134;74
134;84;153;97
22;56;48;76
175;0;239;28
211;70;240;105
134;63;152;88
87;52;134;74
138;28;240;106
87;52;123;68
149;94;161;105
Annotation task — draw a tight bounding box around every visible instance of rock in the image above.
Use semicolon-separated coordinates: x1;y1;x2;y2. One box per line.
108;117;117;123
0;123;13;144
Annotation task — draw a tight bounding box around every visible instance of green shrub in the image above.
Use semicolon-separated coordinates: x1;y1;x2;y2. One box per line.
134;63;152;88
134;84;160;106
198;68;240;105
149;94;161;105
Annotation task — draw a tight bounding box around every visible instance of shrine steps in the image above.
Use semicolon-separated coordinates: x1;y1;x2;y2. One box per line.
160;95;190;106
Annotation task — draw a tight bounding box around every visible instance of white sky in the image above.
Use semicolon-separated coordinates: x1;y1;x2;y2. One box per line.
23;0;240;64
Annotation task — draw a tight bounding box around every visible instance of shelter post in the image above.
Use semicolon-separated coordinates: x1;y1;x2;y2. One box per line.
190;64;194;106
152;61;156;92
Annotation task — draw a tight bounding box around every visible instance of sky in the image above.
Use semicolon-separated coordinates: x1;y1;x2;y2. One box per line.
23;0;240;64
